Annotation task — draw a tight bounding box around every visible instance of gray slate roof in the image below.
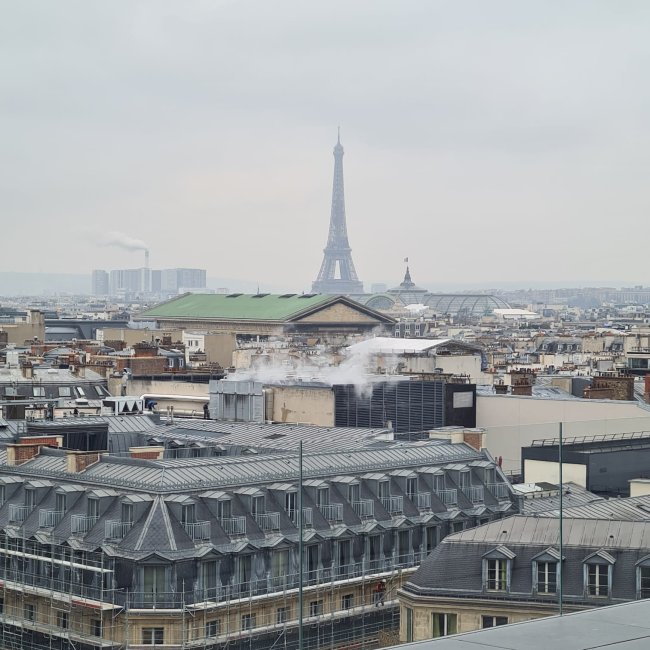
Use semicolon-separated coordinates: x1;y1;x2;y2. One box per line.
391;599;650;649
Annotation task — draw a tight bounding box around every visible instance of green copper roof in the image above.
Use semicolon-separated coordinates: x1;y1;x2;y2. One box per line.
138;293;336;322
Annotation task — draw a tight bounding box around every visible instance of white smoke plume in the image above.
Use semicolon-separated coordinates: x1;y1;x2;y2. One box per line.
102;231;149;253
228;331;401;398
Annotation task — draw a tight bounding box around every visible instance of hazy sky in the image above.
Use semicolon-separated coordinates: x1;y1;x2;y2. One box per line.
2;1;650;292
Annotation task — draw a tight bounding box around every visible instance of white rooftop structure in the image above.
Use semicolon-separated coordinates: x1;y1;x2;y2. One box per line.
348;337;453;355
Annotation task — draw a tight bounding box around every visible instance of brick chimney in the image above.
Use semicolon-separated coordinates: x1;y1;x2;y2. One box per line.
129;446;165;460
65;451;100;473
6;436;62;465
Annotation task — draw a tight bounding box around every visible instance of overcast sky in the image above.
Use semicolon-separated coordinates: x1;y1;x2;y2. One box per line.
2;1;650;292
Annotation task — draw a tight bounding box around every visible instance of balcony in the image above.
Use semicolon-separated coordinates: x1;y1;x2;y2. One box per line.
488;482;510;500
254;512;281;532
434;489;458;506
71;514;99;534
318;503;343;524
8;504;34;523
352;499;374;519
290;508;313;528
380;495;403;515
38;509;64;528
219;516;246;536
415;492;431;510
105;520;133;540
183;520;211;541
462;486;484;504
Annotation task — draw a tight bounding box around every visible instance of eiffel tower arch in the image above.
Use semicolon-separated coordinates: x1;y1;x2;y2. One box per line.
312;131;364;294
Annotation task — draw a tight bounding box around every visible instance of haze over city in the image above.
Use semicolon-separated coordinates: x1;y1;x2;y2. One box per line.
2;1;650;291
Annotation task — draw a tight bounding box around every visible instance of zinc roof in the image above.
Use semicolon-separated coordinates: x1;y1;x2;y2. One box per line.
137;293;335;322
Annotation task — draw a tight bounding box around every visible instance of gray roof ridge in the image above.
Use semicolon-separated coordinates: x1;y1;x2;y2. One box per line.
159;496;177;551
134;496;162;551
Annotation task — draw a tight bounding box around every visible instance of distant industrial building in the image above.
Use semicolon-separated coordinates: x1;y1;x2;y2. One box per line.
91;267;206;297
91;269;109;295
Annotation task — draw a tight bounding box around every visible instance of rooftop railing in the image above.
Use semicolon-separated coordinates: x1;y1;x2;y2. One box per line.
71;514;99;534
352;499;374;519
487;483;510;500
463;486;484;503
105;520;133;540
38;509;64;528
380;495;403;515
433;488;457;506
318;503;343;523
254;512;281;532
183;520;211;541
415;492;431;510
219;516;246;536
8;504;33;524
290;508;313;528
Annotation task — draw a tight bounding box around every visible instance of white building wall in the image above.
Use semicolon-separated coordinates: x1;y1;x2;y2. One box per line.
477;395;650;472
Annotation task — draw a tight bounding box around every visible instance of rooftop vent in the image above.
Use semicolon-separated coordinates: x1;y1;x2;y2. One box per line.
279;294;297;298
252;294;270;298
299;294;317;299
226;293;243;298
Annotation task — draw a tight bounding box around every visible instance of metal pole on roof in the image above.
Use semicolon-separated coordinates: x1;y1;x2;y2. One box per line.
298;440;304;650
558;421;563;616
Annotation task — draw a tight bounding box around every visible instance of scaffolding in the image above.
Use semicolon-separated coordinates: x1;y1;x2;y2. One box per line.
0;533;413;650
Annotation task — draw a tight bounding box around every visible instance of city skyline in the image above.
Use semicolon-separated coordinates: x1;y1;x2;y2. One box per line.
2;2;650;289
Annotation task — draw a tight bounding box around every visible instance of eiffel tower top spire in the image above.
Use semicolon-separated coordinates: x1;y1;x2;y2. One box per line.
312;130;364;294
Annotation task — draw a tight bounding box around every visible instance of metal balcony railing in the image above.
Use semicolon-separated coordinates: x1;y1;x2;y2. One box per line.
8;504;33;523
463;486;484;503
219;516;246;536
488;483;510;500
434;489;458;506
380;495;403;515
254;512;281;532
290;508;313;528
105;520;133;540
38;509;64;528
352;499;374;518
416;492;431;510
71;514;98;534
183;520;211;541
318;503;343;523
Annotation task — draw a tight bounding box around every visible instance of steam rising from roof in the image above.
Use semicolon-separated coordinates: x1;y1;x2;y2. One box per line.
103;231;148;253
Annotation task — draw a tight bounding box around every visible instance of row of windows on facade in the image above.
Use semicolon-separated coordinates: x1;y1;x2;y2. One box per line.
0;597;358;645
2;385;108;398
5;468;491;525
0;600;91;633
404;610;508;642
483;555;650;598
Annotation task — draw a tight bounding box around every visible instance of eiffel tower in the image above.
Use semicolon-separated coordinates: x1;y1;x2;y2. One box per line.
312;130;364;294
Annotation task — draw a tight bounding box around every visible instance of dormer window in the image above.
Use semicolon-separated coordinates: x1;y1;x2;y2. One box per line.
378;481;390;500
87;497;99;519
121;503;134;525
181;503;196;526
459;471;470;490
483;546;516;592
317;488;329;507
636;556;650;599
55;493;67;514
406;478;417;500
584;550;615;598
24;487;35;508
532;548;561;595
285;492;297;518
218;499;231;520
348;484;360;504
252;495;264;517
433;474;445;493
